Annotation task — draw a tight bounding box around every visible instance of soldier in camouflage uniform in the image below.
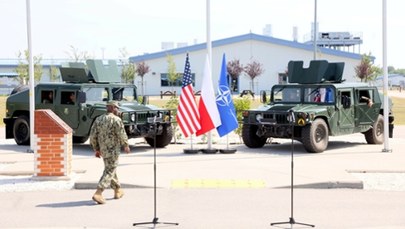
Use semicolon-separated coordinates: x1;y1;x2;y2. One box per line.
89;101;130;204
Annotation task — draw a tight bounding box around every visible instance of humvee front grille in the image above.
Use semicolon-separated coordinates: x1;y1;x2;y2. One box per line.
136;113;149;122
135;111;170;123
263;113;289;124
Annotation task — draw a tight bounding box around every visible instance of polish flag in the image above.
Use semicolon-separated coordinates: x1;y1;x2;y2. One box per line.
196;55;221;136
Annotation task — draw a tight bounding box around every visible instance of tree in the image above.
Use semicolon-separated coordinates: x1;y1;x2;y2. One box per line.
244;60;264;93
65;45;93;62
233;96;251;142
388;66;395;74
118;47;136;84
388;66;405;75
167;55;179;93
227;59;244;92
395;69;405;75
49;65;60;82
14;50;43;85
135;61;150;96
121;62;136;84
355;53;382;82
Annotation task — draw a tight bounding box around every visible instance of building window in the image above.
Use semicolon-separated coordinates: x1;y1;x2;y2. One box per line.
160;73;195;87
228;74;239;93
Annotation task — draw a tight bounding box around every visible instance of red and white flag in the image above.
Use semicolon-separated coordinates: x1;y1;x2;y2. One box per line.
196;55;221;136
176;54;200;138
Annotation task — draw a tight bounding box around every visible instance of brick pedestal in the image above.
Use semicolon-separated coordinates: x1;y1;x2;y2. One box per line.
34;110;73;178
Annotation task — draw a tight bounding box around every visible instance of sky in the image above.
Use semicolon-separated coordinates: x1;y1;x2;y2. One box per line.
1;0;404;68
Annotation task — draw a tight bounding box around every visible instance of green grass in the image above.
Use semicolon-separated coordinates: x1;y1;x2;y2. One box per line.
0;96;5;127
392;96;405;125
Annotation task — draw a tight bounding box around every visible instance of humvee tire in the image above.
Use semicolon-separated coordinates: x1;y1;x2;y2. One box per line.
73;136;89;144
13;115;30;145
242;124;267;148
364;114;384;144
301;118;329;153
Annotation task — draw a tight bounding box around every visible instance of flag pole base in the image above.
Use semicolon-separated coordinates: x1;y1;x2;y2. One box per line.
219;149;237;154
183;149;200;154
201;148;218;154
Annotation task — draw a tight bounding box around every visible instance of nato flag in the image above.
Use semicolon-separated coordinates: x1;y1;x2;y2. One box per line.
216;54;238;137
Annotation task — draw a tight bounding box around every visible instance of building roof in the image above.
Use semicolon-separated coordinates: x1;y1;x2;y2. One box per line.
0;58;69;67
0;59;123;68
129;33;362;63
375;74;405;86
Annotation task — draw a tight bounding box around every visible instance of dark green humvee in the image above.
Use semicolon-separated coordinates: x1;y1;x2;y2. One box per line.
4;59;173;147
242;60;394;153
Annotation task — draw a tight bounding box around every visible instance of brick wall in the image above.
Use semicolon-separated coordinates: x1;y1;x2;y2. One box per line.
34;110;73;177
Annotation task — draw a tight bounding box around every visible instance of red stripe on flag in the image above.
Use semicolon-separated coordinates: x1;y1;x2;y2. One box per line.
195;98;215;136
177;85;200;137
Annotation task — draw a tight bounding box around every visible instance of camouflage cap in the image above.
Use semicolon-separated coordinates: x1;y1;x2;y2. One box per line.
106;100;119;108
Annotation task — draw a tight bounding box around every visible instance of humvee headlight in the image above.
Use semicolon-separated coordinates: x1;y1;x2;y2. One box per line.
298;112;308;119
255;114;263;122
130;113;136;122
163;114;170;122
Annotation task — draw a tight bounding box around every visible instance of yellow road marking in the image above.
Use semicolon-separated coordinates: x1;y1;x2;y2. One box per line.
171;179;266;188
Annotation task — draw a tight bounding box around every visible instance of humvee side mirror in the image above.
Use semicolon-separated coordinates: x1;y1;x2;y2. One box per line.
77;91;86;103
260;91;267;103
142;95;149;105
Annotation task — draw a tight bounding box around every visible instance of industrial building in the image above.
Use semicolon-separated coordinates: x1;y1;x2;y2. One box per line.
130;33;363;96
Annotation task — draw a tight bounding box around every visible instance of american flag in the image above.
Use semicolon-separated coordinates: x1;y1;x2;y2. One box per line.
176;54;200;137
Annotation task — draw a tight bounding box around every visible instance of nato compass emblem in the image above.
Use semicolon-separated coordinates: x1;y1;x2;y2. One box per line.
216;85;232;107
216;85;237;120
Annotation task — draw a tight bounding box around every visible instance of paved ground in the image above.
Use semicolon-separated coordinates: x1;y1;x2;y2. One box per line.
1;124;405;228
1;188;405;229
2;126;405;190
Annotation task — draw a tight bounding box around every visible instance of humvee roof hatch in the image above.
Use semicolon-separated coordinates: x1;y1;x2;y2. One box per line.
60;59;121;83
288;60;344;84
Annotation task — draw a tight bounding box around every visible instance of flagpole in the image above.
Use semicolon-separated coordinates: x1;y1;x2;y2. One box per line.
226;135;229;150
190;135;194;150
382;0;391;152
206;0;213;149
26;0;35;153
313;0;317;60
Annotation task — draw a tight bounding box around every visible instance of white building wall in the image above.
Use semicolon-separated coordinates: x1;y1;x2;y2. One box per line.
134;39;360;96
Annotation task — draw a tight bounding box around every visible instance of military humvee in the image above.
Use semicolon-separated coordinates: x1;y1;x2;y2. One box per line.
242;60;394;153
3;59;173;148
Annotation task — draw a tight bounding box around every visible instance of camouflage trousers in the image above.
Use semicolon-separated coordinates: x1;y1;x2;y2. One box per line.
97;154;121;190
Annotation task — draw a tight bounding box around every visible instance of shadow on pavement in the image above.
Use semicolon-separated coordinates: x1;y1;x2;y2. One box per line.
36;200;95;208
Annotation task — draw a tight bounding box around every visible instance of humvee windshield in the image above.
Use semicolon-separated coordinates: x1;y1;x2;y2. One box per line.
83;86;137;103
112;87;136;102
272;85;335;104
